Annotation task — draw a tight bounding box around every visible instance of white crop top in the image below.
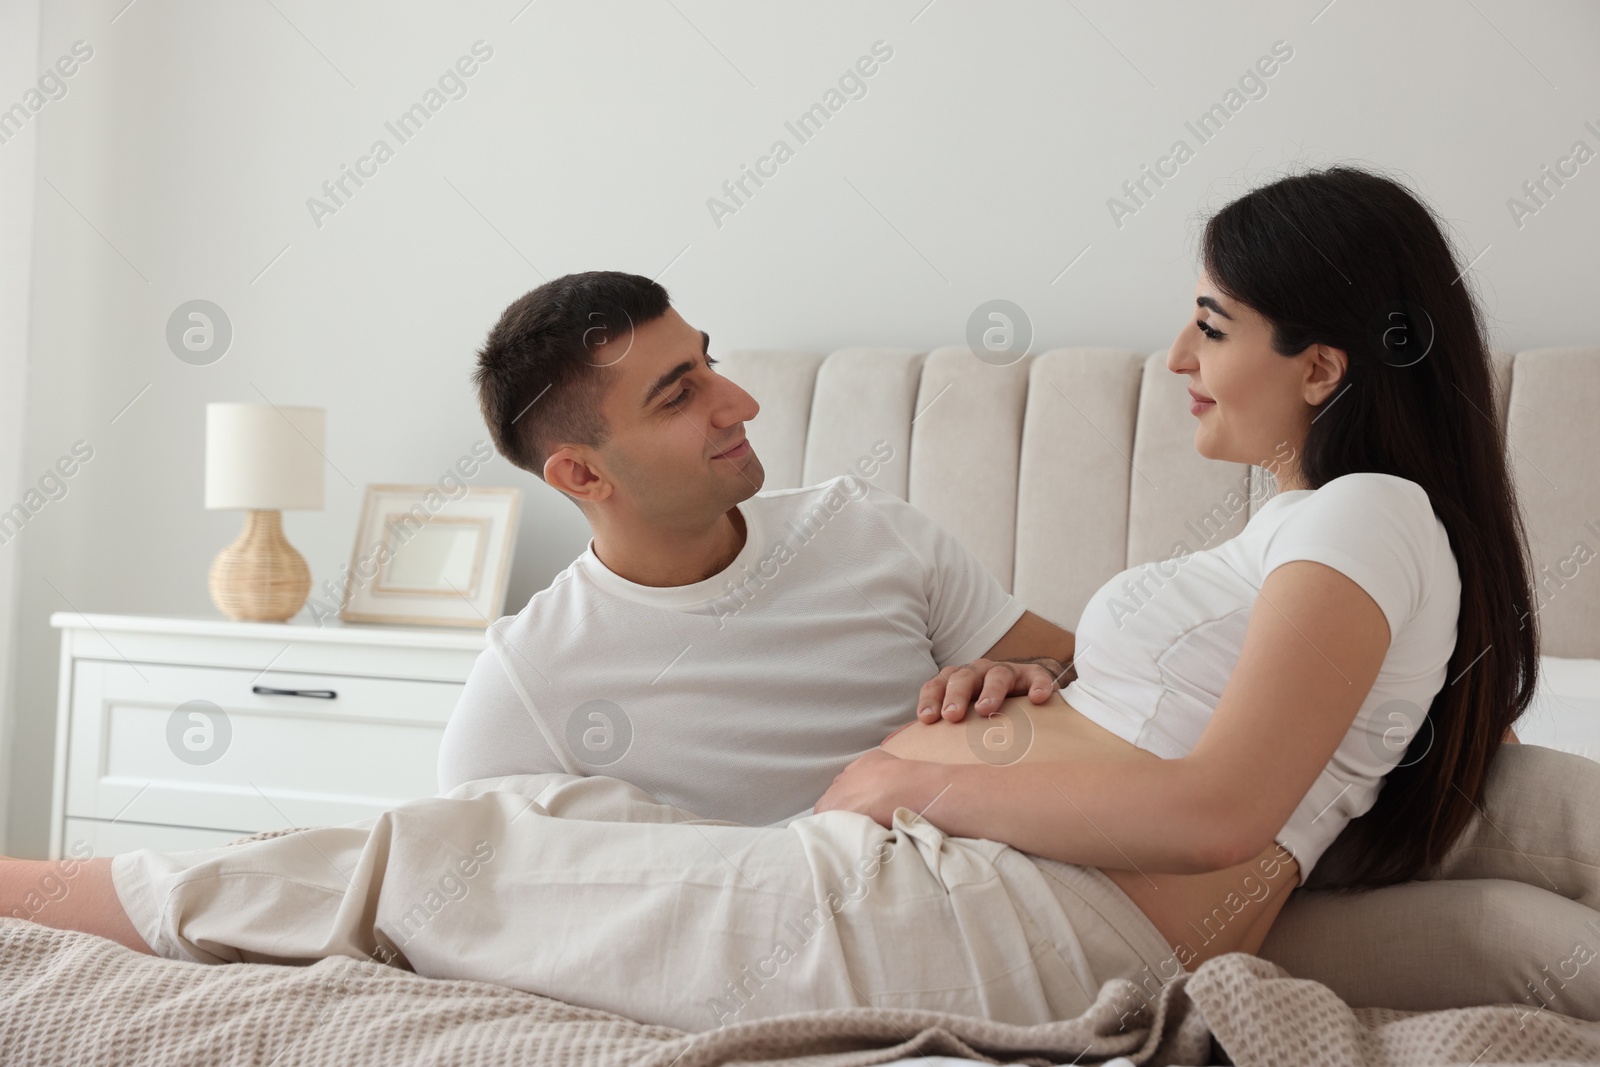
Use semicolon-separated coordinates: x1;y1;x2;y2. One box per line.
1061;472;1461;884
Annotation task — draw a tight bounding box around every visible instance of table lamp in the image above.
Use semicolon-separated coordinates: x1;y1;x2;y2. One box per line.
205;402;326;622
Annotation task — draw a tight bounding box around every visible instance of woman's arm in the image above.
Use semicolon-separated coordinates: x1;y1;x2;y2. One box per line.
819;559;1393;874
818;748;1232;873
1;856;153;953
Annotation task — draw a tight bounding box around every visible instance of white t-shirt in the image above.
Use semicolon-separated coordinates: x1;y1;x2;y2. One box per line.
1062;471;1461;884
437;476;1026;826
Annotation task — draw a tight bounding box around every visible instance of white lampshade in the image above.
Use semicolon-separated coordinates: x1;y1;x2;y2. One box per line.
205;403;326;511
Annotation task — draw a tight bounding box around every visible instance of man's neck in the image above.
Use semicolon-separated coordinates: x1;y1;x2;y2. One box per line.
589;507;748;588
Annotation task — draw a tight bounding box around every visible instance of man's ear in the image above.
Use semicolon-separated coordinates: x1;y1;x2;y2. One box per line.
543;446;613;505
1303;343;1349;406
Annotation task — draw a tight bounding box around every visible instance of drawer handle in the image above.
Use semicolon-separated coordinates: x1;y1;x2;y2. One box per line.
252;685;338;700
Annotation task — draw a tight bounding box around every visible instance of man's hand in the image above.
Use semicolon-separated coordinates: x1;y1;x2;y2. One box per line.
916;657;1069;724
814;749;945;827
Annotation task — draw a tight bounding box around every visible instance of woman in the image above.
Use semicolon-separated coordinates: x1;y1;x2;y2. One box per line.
0;165;1559;1032
821;160;1540;948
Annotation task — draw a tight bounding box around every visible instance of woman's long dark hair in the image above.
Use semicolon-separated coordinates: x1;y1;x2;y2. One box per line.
1200;164;1539;891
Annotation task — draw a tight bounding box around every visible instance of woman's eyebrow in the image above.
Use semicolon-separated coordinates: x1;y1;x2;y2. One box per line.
1196;295;1234;321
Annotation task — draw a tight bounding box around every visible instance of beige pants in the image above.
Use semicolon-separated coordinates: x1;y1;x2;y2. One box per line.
1261;742;1600;1021
111;773;1178;1033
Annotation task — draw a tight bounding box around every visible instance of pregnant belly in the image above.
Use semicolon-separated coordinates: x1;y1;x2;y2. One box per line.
878;692;1301;970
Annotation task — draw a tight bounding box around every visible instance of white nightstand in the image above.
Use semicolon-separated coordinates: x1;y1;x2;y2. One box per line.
49;613;486;858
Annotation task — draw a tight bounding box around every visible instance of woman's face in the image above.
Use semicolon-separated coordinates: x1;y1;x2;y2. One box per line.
1167;270;1342;488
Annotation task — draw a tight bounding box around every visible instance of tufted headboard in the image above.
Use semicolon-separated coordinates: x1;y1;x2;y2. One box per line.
717;345;1600;661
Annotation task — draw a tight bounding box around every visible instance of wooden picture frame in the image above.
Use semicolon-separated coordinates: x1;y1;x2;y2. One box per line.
340;484;520;628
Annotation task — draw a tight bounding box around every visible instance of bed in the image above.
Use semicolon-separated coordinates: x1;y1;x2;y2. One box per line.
6;343;1599;1066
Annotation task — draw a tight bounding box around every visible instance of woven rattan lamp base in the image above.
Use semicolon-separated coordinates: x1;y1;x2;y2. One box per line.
209;509;312;622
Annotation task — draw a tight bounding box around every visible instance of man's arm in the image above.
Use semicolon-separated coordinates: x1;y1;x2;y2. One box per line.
982;609;1076;675
916;610;1078;722
438;644;572;792
862;487;1077;723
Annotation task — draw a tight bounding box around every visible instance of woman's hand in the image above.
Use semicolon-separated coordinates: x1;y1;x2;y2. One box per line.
917;658;1069;724
814;749;948;828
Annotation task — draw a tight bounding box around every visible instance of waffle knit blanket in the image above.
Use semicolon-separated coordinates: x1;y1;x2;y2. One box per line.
5;918;1600;1066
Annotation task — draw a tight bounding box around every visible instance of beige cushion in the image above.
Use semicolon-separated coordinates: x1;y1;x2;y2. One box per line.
1262;742;1600;1014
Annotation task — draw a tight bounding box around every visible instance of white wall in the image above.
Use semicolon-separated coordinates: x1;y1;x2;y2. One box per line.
0;0;42;853
6;0;1599;855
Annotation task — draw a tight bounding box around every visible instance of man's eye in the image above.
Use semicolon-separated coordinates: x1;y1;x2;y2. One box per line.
705;355;719;367
664;389;690;409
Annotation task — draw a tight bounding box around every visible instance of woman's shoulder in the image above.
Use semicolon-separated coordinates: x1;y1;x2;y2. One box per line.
1266;471;1455;643
1313;470;1431;503
1293;472;1438;530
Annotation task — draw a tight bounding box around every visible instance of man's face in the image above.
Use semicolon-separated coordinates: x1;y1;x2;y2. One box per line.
587;306;765;524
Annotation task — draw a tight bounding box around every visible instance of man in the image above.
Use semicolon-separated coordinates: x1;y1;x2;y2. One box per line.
440;269;1071;826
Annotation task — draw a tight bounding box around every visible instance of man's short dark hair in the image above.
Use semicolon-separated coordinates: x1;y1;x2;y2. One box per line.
474;271;671;477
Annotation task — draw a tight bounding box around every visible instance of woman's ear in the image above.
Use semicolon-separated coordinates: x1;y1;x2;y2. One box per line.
1303;343;1349;407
